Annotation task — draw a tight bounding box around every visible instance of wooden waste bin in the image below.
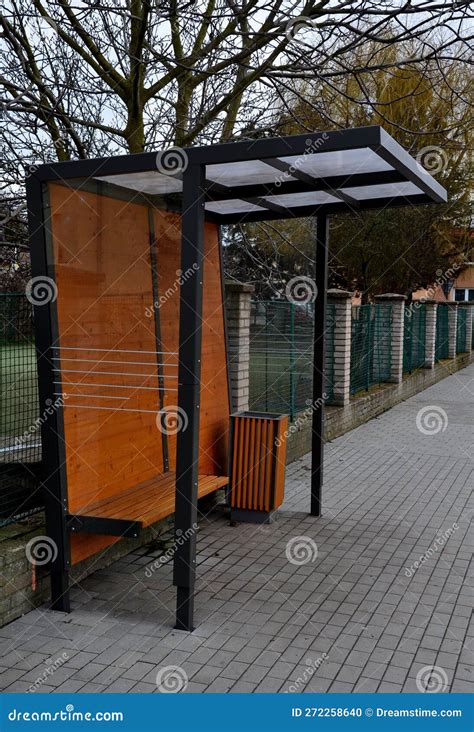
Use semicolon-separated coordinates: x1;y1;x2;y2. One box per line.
229;412;288;524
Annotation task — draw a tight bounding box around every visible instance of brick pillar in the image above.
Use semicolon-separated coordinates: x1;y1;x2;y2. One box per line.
374;294;406;383
465;302;473;351
327;289;352;406
423;300;437;368
225;281;254;413
446;302;458;358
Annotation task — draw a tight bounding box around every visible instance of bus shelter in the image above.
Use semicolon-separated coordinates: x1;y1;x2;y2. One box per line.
26;125;446;631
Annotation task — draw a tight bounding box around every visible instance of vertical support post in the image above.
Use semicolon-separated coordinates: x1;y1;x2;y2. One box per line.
26;176;70;612
423;301;437;368
265;304;269;413
326;290;352;406
173;163;206;632
290;302;295;421
310;213;329;517
447;302;458;359
224;282;254;413
374;294;406;383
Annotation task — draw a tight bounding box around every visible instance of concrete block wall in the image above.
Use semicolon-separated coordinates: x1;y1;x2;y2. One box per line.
225;281;254;413
327;289;352;406
375;294;406;383
424;301;437;367
447;302;458;358
458;301;472;352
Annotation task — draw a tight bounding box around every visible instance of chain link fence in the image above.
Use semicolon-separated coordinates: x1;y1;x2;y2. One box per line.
248;301;335;420
0;293;42;526
435;304;449;361
350;304;392;395
456;307;467;353
403;303;426;373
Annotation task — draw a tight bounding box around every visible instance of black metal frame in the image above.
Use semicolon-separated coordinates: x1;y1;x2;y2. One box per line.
26;125;446;629
311;214;329;517
26;178;71;612
173;163;206;631
66;514;141;539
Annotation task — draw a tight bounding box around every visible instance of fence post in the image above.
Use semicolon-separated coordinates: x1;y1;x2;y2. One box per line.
423;300;437;368
458;301;472;352
374;294;406;384
446;302;458;359
225;281;254;413
327;289;352;406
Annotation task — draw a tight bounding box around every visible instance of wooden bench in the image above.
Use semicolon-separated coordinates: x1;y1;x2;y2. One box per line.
66;473;228;539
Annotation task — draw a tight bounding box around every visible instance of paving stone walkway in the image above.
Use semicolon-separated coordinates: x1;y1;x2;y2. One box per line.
1;364;472;694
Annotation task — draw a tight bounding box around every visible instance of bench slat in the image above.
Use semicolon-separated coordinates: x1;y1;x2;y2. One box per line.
70;472;228;530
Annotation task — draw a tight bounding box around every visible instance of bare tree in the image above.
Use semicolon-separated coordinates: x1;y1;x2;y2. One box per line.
0;1;472;175
225;52;473;298
0;1;471;285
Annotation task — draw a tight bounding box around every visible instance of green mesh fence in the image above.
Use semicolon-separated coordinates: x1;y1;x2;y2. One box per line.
248;300;336;420
0;293;42;526
435;304;449;361
456;307;467;353
403;304;426;373
350;303;392;395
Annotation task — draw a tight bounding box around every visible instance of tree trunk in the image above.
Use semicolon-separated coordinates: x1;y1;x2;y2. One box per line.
124;109;145;153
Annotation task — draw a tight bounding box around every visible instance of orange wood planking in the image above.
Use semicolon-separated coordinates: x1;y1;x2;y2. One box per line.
48;183;230;564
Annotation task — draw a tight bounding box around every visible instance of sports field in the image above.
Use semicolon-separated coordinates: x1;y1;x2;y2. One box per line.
0;342;39;449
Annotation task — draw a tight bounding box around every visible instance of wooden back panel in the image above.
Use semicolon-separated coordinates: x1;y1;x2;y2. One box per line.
47;183;229;563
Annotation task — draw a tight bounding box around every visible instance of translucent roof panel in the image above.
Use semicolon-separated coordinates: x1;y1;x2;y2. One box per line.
205;199;266;215
278;148;393;179
96;172;183;195
44;126;446;223
341;181;420;200
262;191;339;208
206;160;296;187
